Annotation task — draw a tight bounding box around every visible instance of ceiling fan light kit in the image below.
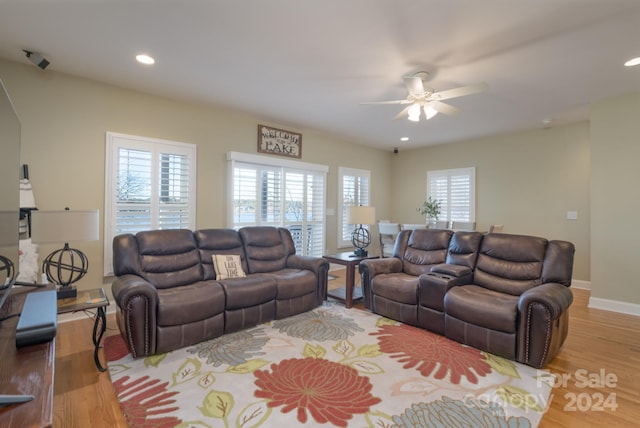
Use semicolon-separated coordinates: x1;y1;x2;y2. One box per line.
362;71;487;122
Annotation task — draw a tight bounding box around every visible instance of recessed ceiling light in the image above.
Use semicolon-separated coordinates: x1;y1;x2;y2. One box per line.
136;54;155;65
624;57;640;67
400;137;409;141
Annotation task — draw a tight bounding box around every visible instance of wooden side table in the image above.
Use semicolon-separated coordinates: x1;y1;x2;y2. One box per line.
57;288;109;372
323;252;378;308
0;285;55;428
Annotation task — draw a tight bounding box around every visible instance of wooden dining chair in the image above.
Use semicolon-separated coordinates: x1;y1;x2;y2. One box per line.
488;224;504;233
451;221;476;231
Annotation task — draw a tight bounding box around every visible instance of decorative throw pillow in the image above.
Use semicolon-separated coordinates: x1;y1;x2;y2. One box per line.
212;254;247;280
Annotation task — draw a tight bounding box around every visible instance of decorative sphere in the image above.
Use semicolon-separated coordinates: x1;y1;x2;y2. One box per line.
0;255;15;287
351;227;371;249
43;246;88;286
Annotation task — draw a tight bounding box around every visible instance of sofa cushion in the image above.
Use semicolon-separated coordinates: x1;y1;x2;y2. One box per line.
212;254;247;280
371;273;419;305
135;229;203;289
402;229;453;276
219;275;277;309
195;228;247;281
474;234;548;295
239;227;290;273
268;269;317;299
444;285;519;333
156;280;225;327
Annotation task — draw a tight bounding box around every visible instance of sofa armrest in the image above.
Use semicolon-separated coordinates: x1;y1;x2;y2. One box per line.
286;255;330;303
111;274;159;358
359;258;403;309
430;263;472;278
517;283;573;368
518;282;573;319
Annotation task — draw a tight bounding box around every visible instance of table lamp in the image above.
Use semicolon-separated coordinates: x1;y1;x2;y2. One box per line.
347;205;376;257
31;209;99;299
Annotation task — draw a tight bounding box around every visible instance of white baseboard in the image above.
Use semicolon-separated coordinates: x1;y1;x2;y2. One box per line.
588;297;640;317
571;279;591;290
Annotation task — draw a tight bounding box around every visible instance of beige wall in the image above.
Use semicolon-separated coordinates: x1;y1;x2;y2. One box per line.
390;123;591;281
591;93;640;305
0;59;392;292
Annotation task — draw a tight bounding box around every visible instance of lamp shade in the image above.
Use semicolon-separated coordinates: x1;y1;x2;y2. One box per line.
347;205;376;225
31;210;99;244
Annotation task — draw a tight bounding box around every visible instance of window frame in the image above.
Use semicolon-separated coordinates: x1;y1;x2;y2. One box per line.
227;151;328;257
426;166;475;224
338;167;371;248
104;132;197;275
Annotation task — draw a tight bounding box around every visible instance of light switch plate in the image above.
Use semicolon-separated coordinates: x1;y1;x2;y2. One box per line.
566;211;578;220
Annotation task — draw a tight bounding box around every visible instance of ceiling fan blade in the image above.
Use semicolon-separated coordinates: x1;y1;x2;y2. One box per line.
403;76;425;97
432;82;488;101
392;105;412;120
431;101;462;115
360;99;411;105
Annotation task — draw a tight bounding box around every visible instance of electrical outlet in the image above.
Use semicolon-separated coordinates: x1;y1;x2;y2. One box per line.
566;211;578;220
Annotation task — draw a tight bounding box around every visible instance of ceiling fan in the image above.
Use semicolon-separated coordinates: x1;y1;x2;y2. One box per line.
362;71;488;122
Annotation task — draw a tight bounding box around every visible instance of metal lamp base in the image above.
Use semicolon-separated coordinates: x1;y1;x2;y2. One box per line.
57;285;77;300
353;247;368;257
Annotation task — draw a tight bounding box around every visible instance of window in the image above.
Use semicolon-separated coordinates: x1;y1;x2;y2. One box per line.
427;167;475;223
338;167;371;248
228;151;327;257
104;132;196;275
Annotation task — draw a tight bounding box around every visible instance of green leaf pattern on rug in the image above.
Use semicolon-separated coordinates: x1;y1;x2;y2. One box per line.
376;316;398;327
172;357;202;387
496;385;545;413
350;360;384;374
198;371;216;389
364;410;395;428
303;343;327;358
358;343;382;358
484;352;521;379
144;352;167;368
236;400;272;428
225;358;269;374
333;338;356;356
535;371;557;388
199;389;235;420
175;421;212;428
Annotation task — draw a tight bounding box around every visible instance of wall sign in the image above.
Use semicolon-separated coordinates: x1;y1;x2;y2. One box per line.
257;125;302;159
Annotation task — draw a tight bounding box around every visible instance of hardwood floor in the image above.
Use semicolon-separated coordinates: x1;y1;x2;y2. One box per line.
53;275;639;427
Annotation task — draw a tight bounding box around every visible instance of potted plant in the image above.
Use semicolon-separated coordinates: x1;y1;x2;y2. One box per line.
417;197;442;227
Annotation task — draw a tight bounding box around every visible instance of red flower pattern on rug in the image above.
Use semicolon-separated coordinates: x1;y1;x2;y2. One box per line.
254;357;382;427
113;375;182;428
371;324;491;384
104;334;129;362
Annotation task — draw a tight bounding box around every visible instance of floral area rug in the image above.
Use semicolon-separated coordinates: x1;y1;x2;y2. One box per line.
104;302;553;427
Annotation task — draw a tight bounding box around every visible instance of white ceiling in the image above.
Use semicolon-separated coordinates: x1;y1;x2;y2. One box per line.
1;0;639;150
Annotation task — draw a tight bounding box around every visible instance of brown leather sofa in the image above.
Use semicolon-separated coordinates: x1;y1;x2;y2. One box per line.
360;229;575;368
111;226;329;357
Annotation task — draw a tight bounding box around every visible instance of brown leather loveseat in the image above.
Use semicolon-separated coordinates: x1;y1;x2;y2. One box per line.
112;226;329;357
360;229;575;368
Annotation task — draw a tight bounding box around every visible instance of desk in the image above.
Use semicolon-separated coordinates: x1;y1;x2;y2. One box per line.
323;252;378;308
57;288;109;372
0;286;55;428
